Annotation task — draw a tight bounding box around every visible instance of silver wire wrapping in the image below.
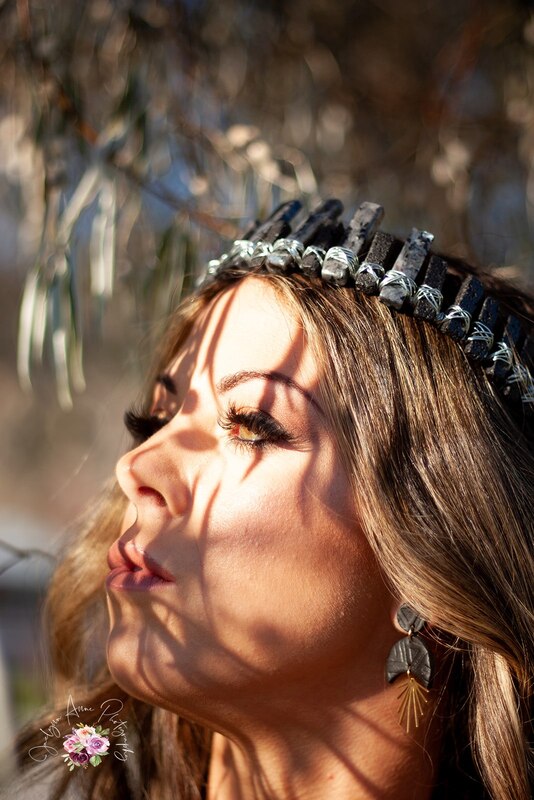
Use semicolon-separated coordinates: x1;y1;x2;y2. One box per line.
355;261;385;291
467;320;495;350
321;246;358;286
208;239;254;275
414;284;443;315
379;269;418;300
206;239;258;277
301;244;327;263
272;238;304;258
439;305;472;336
299;244;328;277
206;256;227;277
251;241;274;258
302;244;326;261
522;383;534;404
228;239;255;259
490;340;514;370
265;238;305;271
506;364;531;387
248;240;274;269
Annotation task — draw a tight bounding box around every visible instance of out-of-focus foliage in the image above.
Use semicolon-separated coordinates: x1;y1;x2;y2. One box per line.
1;0;534;405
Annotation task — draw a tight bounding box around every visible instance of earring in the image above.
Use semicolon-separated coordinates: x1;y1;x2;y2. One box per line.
386;604;433;733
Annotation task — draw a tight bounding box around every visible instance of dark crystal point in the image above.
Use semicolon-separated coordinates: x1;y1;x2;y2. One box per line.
386;635;433;689
440;275;485;342
321;247;355;286
248;242;274;271
504;332;534;401
344;201;384;257
354;232;400;294
264;238;304;273
265;252;292;272
300;221;345;277
464;296;500;362
300;247;324;278
292;198;344;245
413;255;447;322
486;314;523;383
251;219;291;246
249;199;302;243
242;220;261;241
324;220;347;249
520;331;534;373
379;228;433;310
268;199;303;224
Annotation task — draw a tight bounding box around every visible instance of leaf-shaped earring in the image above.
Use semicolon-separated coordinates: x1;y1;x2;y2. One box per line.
386;604;433;733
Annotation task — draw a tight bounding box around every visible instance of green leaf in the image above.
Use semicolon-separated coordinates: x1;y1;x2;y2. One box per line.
31;279;48;366
17;268;40;392
56;166;101;248
89;755;101;767
90;177;116;300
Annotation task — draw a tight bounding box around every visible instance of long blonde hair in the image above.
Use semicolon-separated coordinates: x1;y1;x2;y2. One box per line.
14;263;534;800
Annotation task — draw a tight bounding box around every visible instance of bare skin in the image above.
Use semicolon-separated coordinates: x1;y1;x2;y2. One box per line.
107;278;441;799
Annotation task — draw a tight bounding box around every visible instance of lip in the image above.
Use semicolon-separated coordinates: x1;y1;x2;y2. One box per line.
106;539;175;592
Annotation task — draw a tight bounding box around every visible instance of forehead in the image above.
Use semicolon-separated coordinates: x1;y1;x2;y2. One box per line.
168;278;319;393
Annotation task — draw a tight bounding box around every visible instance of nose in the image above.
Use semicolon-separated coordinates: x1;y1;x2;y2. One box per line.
115;428;190;517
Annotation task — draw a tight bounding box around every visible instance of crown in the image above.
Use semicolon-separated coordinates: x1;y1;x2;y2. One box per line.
200;199;534;427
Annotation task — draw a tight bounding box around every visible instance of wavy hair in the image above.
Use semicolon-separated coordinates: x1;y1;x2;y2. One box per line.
12;257;534;800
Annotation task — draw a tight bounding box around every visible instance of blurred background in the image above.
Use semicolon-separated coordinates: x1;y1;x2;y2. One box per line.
1;0;534;782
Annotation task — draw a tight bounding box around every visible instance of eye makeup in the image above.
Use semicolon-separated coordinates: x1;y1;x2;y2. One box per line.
123;401;297;453
123;408;171;445
123;372;178;444
218;402;296;452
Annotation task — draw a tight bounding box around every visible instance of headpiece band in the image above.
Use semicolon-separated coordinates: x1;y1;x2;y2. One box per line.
200;199;534;426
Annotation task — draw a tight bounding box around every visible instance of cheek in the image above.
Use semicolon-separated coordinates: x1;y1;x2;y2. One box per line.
196;461;386;671
106;452;393;710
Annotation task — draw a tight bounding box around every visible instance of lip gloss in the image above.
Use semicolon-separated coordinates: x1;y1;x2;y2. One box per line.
106;566;175;591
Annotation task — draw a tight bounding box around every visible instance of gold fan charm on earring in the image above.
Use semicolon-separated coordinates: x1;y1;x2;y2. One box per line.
396;671;429;733
386;604;433;734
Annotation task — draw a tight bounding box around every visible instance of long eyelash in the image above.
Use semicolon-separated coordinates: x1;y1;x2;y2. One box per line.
218;402;295;451
123;408;170;444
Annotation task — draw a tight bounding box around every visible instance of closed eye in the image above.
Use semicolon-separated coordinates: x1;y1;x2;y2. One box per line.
217;402;295;452
123;408;171;445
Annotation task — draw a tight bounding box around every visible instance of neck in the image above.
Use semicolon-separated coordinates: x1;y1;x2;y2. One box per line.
207;686;441;800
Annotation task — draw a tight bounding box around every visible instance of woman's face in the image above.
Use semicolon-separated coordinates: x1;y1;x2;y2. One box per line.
106;278;397;729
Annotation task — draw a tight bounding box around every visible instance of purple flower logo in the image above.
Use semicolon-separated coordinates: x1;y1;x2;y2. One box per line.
86;735;109;755
70;751;90;765
62;723;110;770
63;735;80;754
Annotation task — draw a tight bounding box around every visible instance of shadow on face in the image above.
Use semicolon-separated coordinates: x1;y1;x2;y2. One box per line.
106;277;398;733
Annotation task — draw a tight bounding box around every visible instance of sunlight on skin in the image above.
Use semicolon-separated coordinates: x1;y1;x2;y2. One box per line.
106;278;441;800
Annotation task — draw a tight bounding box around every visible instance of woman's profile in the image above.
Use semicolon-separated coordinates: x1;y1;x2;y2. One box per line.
6;198;534;799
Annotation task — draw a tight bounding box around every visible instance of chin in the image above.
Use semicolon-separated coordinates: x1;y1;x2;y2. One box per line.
105;626;211;724
106;630;145;698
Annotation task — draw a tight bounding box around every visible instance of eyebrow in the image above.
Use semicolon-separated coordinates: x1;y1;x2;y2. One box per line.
216;370;324;415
